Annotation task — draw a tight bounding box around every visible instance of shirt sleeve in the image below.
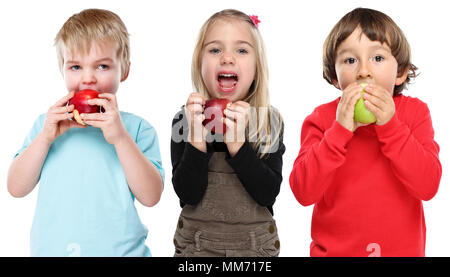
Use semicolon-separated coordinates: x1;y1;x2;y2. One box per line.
374;102;441;201
171;109;212;206
225;124;285;207
15;113;46;158
289;108;353;206
136;118;165;185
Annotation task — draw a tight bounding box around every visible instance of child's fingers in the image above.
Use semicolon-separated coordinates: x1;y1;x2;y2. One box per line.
194;113;206;123
187;103;204;113
226;103;249;114
223;116;235;129
87;98;113;111
80;112;104;121
341;85;362;107
186;98;205;107
98;93;118;108
363;93;384;110
338;88;361;122
48;112;73;123
224;109;245;122
364;84;392;103
186;93;205;106
362;100;382;118
53;91;75;107
341;87;362;110
186;105;204;122
50;104;74;114
341;82;360;97
229;100;249;108
82;120;102;128
225;102;250;123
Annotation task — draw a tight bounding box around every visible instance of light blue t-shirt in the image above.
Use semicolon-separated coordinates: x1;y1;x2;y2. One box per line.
16;112;165;257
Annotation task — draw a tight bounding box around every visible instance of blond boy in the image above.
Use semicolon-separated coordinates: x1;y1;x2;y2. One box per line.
7;9;164;257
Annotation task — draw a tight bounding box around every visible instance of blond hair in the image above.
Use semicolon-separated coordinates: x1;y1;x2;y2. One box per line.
55;9;130;80
191;9;282;158
323;8;417;95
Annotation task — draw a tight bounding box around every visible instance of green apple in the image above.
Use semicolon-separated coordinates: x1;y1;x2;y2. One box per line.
354;83;376;124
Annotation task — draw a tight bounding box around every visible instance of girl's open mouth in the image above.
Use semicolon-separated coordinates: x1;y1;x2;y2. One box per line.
217;72;238;93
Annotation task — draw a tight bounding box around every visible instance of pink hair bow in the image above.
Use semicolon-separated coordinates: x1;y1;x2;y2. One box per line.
249;15;260;28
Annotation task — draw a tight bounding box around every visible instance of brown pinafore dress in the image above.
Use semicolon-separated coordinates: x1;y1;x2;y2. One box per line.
173;151;280;257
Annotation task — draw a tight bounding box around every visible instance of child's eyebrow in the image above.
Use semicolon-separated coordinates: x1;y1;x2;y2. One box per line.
236;40;254;48
204;40;222;47
337;44;391;56
336;48;353;56
65;60;79;65
95;58;114;63
65;58;114;65
204;40;253;48
369;45;391;52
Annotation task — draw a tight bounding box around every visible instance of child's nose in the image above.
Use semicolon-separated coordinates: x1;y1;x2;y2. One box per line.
220;51;235;65
82;69;97;84
357;61;372;79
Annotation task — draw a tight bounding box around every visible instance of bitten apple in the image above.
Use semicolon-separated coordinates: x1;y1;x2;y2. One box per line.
68;89;100;125
202;98;231;134
354;83;376;124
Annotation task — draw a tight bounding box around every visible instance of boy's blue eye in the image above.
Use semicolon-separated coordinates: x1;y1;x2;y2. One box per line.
344;58;356;64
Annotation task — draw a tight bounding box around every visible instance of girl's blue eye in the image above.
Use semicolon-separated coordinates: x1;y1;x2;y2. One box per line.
374;55;384;62
210;48;220;54
344;58;356;64
238;48;248;54
98;64;109;70
71;65;80;70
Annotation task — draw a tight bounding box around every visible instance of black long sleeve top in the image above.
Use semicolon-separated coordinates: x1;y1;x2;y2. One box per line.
171;108;285;215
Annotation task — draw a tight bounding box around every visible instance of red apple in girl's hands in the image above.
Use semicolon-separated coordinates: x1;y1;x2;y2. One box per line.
68;89;100;125
202;98;231;134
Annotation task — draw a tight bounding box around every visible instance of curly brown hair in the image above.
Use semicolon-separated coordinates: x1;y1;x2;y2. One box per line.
323;8;418;95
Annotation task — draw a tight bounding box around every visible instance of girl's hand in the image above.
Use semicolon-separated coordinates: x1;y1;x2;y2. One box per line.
80;93;128;145
223;101;250;157
336;82;370;132
41;91;85;144
185;92;207;144
361;84;395;126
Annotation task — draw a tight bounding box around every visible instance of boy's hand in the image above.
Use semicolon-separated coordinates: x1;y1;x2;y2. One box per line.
41;91;85;144
336;82;370;132
185;92;207;146
361;84;395;126
223;101;250;157
80;93;128;145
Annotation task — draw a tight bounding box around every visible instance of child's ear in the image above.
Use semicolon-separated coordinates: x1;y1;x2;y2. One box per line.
121;62;130;82
395;67;409;86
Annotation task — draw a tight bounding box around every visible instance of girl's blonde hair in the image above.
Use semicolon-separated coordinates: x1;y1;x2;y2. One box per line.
192;9;283;158
54;9;130;80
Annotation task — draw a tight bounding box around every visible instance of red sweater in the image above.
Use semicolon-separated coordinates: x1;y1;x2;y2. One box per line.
289;95;441;257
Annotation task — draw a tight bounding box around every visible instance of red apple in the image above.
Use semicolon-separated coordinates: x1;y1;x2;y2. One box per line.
68;89;100;125
202;98;231;134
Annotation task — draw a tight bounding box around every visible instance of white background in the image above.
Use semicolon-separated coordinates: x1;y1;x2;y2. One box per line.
0;0;448;257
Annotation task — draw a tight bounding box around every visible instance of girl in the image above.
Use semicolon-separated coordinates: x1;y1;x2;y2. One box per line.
171;9;285;257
